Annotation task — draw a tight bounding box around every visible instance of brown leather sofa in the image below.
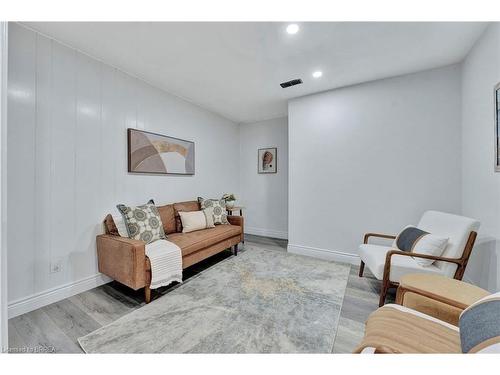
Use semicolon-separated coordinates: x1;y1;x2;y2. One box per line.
96;200;244;303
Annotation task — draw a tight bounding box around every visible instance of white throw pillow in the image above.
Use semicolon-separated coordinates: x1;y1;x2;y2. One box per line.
179;211;208;233
412;234;449;266
112;214;129;237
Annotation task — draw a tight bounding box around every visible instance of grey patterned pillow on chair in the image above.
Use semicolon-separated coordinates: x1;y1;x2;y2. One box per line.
197;197;229;225
117;200;166;243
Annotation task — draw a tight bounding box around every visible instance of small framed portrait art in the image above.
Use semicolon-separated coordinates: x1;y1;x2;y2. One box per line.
258;147;277;174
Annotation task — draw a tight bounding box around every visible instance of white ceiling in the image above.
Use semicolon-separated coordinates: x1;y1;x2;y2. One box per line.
24;22;487;123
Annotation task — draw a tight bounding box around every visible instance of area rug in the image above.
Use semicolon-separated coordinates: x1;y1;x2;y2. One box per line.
78;247;350;353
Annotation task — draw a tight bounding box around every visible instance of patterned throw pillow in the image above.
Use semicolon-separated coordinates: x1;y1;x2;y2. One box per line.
117;200;166;244
198;197;229;225
203;207;215;228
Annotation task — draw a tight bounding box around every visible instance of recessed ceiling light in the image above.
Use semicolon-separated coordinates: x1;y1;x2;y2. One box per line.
312;71;323;78
286;24;299;35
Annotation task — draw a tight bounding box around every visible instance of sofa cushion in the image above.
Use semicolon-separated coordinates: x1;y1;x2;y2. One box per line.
157;204;176;235
173;201;200;232
168;224;241;256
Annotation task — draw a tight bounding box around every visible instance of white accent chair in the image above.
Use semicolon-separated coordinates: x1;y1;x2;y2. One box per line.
358;211;480;307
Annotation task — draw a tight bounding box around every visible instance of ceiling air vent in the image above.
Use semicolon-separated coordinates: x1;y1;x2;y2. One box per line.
280;78;303;88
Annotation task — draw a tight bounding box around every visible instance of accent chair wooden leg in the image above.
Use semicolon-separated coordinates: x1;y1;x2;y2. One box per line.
379;283;388;307
145;285;151;304
359;261;365;277
233;244;238;256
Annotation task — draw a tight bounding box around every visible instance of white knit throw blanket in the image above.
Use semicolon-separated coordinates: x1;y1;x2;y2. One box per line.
145;239;183;289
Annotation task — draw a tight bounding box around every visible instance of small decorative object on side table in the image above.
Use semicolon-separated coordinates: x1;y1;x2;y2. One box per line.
222;193;236;209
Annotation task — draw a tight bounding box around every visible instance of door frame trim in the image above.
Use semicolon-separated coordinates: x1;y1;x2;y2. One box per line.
0;21;9;352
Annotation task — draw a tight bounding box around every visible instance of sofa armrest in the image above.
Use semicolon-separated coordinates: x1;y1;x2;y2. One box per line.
227;215;243;227
96;234;147;290
227;215;244;242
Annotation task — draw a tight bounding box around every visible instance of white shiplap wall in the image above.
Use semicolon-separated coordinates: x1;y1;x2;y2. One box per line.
7;23;240;313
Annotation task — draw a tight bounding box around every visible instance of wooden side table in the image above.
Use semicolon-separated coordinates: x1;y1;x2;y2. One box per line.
226;206;244;243
226;206;244;216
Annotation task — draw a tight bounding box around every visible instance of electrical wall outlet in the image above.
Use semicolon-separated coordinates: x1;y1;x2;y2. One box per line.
50;258;63;274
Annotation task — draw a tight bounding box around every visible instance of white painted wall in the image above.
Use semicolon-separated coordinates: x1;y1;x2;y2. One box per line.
7;23;240;315
239;117;288;239
288;65;462;263
461;24;500;292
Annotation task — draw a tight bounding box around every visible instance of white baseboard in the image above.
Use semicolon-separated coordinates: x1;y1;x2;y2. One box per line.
287;243;360;265
245;227;288;240
8;273;111;318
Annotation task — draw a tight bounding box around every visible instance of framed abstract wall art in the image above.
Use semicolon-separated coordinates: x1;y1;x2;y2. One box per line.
495;83;500;172
128;128;195;175
258;147;277;174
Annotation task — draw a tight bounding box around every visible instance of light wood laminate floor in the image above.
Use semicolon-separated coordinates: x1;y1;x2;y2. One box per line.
8;234;392;353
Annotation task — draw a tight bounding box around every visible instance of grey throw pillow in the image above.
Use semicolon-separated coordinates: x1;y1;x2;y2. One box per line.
459;292;500;353
393;226;429;252
198;197;229;225
117;200;166;243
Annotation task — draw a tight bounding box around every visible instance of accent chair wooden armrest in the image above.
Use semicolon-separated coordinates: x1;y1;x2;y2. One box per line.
363;232;397;243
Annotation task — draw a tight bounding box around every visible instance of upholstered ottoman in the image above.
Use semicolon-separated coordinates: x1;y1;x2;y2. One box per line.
396;273;489;326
